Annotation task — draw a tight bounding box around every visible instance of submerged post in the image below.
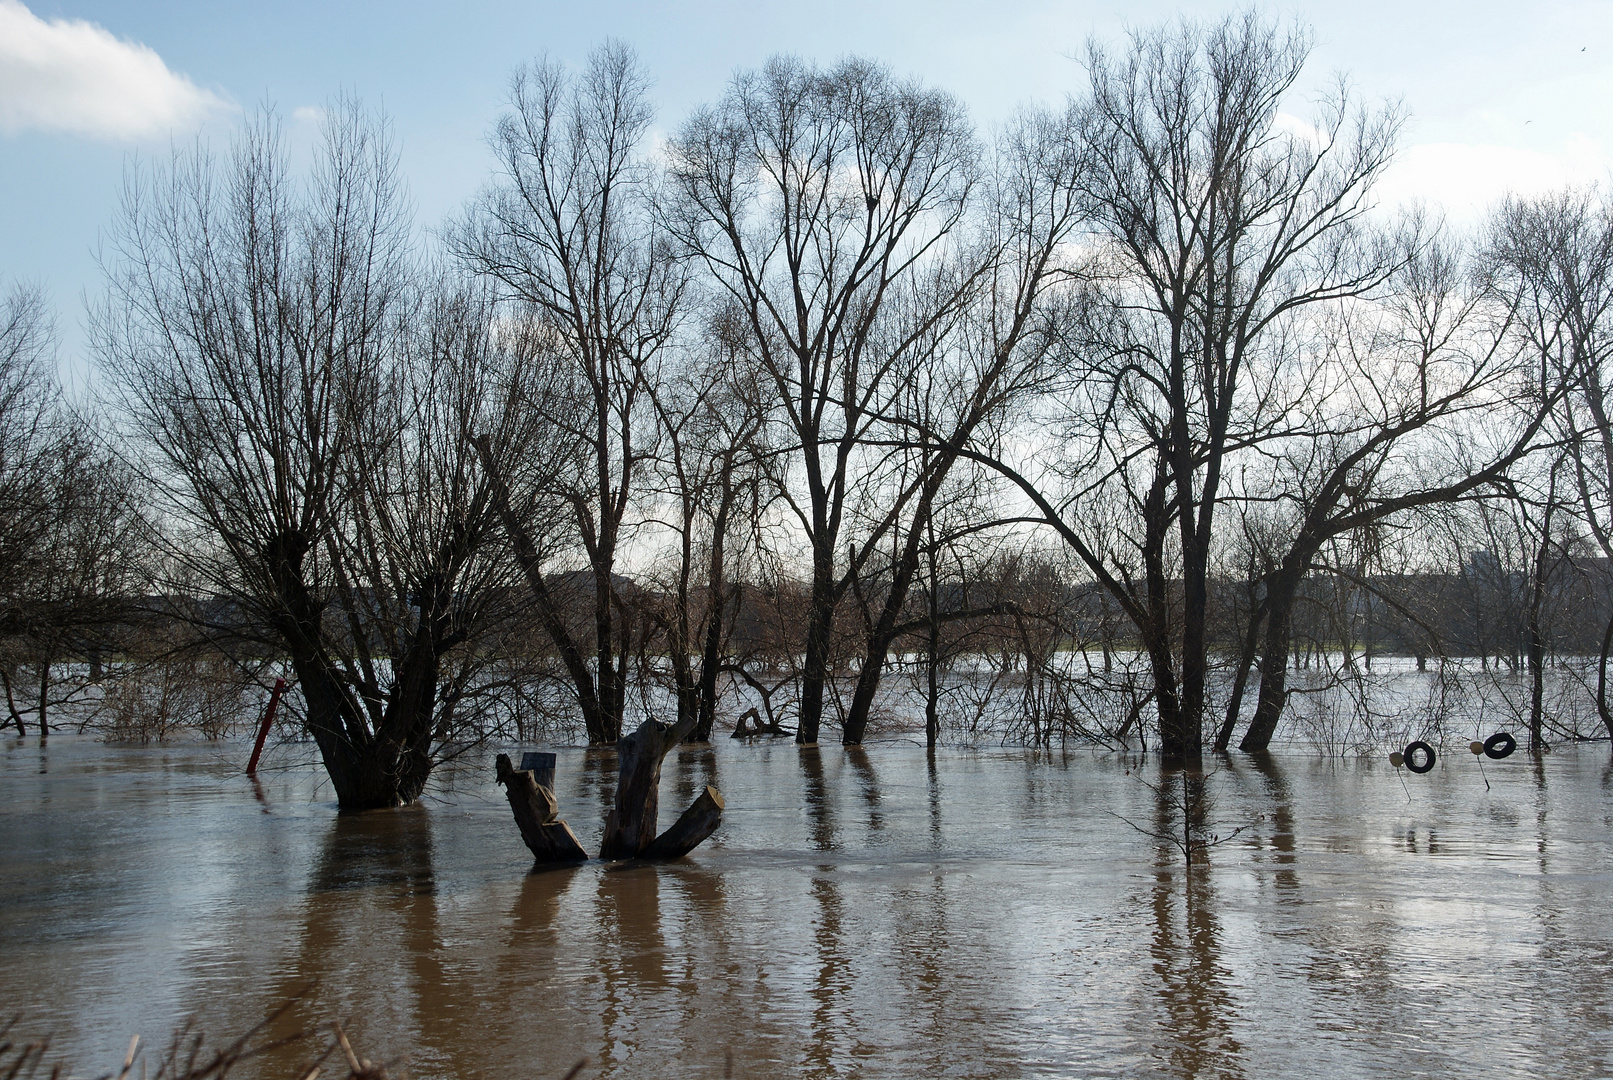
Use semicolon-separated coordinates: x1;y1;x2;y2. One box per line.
245;678;287;776
520;751;556;791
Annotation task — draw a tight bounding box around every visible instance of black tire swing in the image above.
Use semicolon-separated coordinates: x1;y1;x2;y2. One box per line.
1482;732;1517;760
1402;740;1437;774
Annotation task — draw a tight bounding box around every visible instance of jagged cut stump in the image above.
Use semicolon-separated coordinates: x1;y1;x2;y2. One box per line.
495;753;588;863
598;720;676;860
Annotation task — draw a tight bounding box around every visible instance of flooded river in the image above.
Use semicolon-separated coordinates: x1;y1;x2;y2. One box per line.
4;733;1612;1079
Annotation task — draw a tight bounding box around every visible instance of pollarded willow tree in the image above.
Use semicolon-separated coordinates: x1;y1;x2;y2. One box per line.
98;104;525;809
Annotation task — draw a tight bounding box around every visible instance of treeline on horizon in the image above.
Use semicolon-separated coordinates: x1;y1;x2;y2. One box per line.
4;11;1612;806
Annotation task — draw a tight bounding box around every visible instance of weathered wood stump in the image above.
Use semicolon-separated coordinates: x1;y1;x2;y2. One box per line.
599;718;725;860
599;720;676;859
495;753;588;863
643;786;725;859
519;751;556;791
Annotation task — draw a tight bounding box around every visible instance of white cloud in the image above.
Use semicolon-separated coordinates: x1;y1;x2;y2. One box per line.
1273;111;1327;149
1373;136;1610;224
0;0;227;140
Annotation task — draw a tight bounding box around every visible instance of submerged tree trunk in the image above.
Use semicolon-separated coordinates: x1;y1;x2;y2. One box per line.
925;548;942;749
1597;612;1613;739
1527;544;1550;752
34;659;47;744
694;590;726;743
1214;594;1266;753
1240;567;1305;753
271;550;446;811
796;568;836;745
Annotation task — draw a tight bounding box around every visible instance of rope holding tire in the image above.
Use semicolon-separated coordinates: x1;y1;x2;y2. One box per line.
1403;741;1437;774
1483;732;1517;760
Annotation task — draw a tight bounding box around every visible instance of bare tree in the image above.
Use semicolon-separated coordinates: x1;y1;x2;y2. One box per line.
457;41;684;745
667;55;980;744
0;284;147;738
968;14;1401;760
1492;188;1613;738
1231;223;1553;751
640;324;768;742
836;106;1089;745
98;103;513;808
0;283;65;735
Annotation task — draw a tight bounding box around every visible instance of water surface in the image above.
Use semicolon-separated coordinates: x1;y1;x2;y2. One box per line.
4;734;1612;1079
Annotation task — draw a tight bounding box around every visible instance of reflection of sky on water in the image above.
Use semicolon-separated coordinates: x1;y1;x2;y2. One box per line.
2;734;1611;1079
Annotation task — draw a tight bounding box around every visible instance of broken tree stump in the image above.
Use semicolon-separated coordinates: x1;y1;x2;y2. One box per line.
598;719;678;860
495;753;588;863
519;751;556;791
598;717;725;860
643;786;725;860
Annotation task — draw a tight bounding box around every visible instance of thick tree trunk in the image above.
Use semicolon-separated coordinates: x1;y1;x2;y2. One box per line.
594;555;624;745
1214;596;1265;753
1526;492;1556;751
1527;586;1547;751
289;634;440;811
797;578;836;745
1139;454;1194;759
1172;562;1208;761
694;597;724;743
1240;569;1303;753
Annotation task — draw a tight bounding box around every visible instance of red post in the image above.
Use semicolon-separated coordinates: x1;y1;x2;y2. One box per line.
246;678;287;776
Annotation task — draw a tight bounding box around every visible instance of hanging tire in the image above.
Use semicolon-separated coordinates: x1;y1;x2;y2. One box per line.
1404;741;1436;774
1483;732;1517;760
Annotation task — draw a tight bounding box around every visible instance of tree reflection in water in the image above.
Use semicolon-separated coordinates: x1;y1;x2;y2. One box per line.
1145;770;1246;1079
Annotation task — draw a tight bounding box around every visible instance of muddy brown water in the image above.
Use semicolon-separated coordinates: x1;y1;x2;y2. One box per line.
4;733;1613;1079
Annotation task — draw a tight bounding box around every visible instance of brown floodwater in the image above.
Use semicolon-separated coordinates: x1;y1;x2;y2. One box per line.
4;732;1613;1079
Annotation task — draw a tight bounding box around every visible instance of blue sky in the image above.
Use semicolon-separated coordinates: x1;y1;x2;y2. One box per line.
4;0;1612;384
